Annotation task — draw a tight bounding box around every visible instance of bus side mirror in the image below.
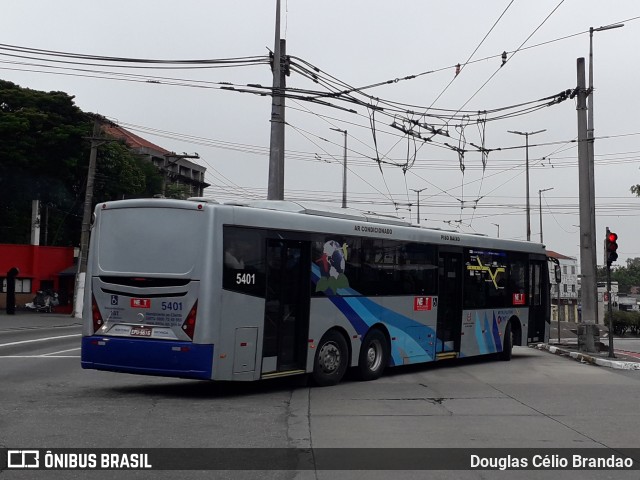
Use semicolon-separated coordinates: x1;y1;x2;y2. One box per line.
554;265;562;284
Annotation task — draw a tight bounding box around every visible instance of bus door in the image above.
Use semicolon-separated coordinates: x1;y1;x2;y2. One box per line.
262;239;310;374
528;259;550;343
436;250;463;356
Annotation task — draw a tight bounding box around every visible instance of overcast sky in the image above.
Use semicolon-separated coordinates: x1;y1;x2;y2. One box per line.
2;1;640;265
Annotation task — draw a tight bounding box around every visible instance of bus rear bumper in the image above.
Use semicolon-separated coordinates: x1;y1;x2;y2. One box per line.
81;337;214;380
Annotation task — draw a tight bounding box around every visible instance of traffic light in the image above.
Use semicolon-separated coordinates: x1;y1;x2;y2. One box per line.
606;228;619;267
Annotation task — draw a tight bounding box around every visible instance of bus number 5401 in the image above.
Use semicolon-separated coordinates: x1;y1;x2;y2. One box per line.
236;273;256;285
161;301;183;311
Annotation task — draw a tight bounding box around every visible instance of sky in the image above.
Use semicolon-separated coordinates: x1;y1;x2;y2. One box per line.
2;0;640;266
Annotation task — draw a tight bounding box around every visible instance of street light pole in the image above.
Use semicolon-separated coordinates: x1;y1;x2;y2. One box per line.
587;23;623;321
508;129;546;241
538;187;553;243
491;223;500;238
411;187;427;224
331;128;348;208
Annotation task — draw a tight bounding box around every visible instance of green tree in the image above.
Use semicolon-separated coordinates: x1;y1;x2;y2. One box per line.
164;183;193;200
597;257;640;293
94;141;163;201
0;81;167;245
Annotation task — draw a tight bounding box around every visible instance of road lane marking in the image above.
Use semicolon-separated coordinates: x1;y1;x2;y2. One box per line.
0;334;81;348
0;355;80;358
43;347;81;356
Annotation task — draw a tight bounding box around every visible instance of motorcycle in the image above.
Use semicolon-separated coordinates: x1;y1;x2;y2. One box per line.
25;290;59;313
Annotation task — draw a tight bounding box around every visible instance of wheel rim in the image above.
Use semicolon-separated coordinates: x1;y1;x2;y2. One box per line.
366;339;382;371
318;341;341;374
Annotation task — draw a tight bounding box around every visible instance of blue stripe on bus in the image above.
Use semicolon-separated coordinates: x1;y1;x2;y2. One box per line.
474;312;489;355
328;296;369;335
492;312;503;352
311;264;435;363
81;337;213;380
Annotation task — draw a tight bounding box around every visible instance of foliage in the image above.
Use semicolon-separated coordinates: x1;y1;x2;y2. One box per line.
604;310;640;337
93;141;163;201
164;183;192;200
0;80;166;245
597;257;640;293
0;80;90;245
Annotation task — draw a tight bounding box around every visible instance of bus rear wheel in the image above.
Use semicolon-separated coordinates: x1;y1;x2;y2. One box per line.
499;322;513;361
358;329;389;381
313;330;348;386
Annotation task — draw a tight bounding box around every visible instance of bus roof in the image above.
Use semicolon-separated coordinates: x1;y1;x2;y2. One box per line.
96;197;546;256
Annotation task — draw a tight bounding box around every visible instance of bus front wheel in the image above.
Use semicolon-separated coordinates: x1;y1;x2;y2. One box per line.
358;329;389;381
313;330;348;387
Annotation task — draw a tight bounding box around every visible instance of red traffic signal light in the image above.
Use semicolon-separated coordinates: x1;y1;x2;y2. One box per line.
606;229;619;266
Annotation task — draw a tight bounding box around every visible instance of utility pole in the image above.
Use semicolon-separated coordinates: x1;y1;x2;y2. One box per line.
331;128;348;208
538;187;553;243
411;187;427;224
508;129;546;241
576;57;599;353
74;116;102;318
267;0;286;200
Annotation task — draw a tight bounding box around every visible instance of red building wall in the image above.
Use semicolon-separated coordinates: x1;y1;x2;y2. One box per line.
0;244;75;312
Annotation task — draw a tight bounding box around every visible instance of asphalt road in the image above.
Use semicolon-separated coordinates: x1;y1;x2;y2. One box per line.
1;312;639;480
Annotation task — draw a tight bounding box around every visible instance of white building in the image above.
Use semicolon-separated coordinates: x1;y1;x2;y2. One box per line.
547;250;579;323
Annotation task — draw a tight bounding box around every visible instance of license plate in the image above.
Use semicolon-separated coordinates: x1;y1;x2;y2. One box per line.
130;327;152;337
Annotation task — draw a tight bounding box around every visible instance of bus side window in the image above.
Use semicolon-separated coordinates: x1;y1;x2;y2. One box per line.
222;227;266;297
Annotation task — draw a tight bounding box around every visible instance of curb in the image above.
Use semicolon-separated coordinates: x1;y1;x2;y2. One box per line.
534;343;640;370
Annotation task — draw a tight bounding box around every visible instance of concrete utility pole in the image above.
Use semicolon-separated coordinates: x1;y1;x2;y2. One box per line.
331;128;348;208
74;117;102;318
267;0;286;200
576;57;599;353
411;187;427;224
538;187;553;243
507;129;546;241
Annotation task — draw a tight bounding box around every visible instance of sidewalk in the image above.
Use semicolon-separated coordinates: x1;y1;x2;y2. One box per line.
0;310;82;331
541;320;640;370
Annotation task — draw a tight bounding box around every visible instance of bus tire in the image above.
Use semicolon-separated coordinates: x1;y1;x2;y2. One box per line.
358;329;389;381
499;322;513;361
312;330;348;387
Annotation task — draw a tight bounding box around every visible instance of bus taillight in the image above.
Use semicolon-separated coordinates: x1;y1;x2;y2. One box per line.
91;295;104;333
181;301;198;339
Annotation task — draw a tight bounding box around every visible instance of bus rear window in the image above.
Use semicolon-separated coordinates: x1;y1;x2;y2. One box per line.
96;208;205;275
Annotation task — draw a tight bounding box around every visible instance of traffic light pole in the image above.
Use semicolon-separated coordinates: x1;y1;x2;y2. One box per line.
605;260;615;358
605;226;618;358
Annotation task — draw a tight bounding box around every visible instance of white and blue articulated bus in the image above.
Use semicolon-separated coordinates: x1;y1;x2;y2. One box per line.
81;198;550;386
